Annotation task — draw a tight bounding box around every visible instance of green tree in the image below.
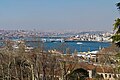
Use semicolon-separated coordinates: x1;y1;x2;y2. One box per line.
116;2;120;10
111;2;120;47
111;2;120;76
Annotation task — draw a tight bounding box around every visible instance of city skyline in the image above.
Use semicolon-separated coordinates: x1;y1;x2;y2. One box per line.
0;0;119;32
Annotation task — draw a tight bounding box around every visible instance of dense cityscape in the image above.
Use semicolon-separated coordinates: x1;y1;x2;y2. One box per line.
0;30;113;42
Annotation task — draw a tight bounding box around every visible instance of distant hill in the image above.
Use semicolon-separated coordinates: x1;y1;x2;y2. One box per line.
57;31;109;37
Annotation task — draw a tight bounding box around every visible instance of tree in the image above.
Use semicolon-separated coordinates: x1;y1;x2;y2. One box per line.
111;2;120;75
67;68;89;80
111;2;120;47
116;2;120;11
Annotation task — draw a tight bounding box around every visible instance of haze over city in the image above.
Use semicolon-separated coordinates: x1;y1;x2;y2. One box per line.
0;0;119;32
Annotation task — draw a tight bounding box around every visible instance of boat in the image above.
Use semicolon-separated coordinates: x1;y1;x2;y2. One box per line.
77;42;83;44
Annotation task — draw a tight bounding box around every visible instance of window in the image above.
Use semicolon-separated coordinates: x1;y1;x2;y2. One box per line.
101;74;103;78
109;74;111;78
118;75;120;78
105;74;107;78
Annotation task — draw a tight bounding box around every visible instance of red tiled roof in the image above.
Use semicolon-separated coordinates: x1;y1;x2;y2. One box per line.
96;66;114;73
75;62;95;70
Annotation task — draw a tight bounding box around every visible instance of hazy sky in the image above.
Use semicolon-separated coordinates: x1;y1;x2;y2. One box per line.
0;0;119;32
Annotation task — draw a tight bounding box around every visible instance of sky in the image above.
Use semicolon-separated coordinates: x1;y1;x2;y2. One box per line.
0;0;120;32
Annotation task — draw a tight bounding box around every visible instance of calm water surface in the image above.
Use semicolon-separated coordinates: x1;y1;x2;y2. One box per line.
26;41;111;53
